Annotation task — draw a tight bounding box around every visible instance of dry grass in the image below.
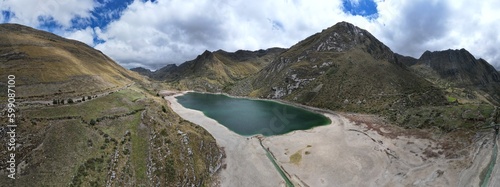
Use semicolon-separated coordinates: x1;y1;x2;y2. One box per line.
0;25;144;99
0;24;223;186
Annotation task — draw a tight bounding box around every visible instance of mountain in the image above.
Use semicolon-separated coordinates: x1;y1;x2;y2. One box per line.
230;22;444;113
0;24;222;186
147;64;178;80
0;23;143;101
395;53;418;67
129;67;154;77
407;49;500;105
133;48;285;91
225;22;498;131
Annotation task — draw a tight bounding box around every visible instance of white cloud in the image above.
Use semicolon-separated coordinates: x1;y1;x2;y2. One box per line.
372;0;500;68
94;0;370;69
63;27;95;46
1;0;500;69
1;0;96;28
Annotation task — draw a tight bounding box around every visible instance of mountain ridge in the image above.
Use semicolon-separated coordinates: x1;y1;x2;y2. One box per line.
0;23;223;186
0;23;143;100
230;22;445;112
136;21;499;132
131;21;500;132
402;48;500;105
132;47;285;91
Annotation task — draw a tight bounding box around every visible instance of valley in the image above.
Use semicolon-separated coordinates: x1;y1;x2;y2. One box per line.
1;21;499;187
143;21;500;186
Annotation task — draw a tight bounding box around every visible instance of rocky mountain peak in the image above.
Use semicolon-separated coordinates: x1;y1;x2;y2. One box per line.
291;21;395;62
199;50;213;59
413;48;500;104
419;48;474;62
418;48;484;72
312;22;369;52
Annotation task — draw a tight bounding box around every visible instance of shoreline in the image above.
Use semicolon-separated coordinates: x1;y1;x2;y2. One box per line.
170;90;337;115
164;90;494;187
173;91;335;137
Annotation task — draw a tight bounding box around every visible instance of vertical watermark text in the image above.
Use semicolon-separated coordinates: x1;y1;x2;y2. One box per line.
6;75;16;179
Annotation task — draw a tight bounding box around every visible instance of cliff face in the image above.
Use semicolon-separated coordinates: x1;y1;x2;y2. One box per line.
418;49;500;85
409;49;500;105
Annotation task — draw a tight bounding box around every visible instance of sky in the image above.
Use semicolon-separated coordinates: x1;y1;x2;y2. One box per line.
1;0;500;71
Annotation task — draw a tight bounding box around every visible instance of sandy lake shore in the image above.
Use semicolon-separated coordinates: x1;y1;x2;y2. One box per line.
165;91;497;187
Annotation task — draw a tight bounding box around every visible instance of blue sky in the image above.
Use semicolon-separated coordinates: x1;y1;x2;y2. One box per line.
1;0;500;70
342;0;378;18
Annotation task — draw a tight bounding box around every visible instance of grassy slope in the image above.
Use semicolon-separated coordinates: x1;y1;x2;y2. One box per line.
0;23;222;186
0;84;222;187
166;49;284;92
0;24;143;100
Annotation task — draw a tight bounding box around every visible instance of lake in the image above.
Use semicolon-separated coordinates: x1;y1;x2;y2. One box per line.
176;92;331;136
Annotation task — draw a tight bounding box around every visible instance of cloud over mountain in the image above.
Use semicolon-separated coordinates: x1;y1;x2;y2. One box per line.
1;0;499;70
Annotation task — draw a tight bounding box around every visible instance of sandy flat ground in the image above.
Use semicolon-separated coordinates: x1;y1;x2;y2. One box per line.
486;137;499;187
165;93;285;187
165;92;497;187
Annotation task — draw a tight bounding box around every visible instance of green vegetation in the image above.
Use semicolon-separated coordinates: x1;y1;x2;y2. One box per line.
129;113;148;183
25;88;145;122
8;85;222;186
0;24;222;187
391;104;495;132
447;96;457;103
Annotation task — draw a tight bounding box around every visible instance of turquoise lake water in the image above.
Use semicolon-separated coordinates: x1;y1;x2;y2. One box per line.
176;92;331;136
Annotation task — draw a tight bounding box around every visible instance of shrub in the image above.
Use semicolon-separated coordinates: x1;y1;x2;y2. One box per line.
68;99;74;104
162;105;167;113
89;119;96;126
82;97;86;101
53;99;58;105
